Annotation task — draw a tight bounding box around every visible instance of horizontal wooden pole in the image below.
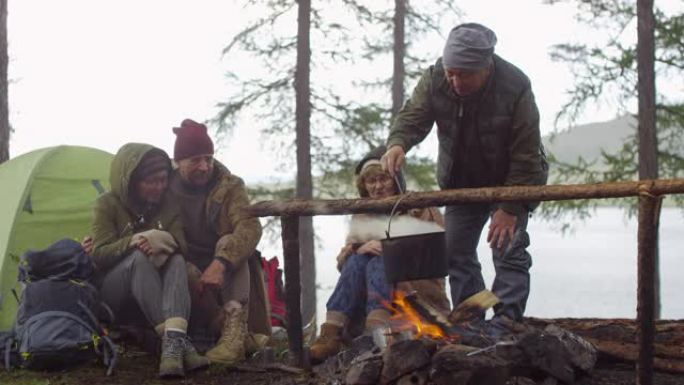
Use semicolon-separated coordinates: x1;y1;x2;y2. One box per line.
244;179;684;218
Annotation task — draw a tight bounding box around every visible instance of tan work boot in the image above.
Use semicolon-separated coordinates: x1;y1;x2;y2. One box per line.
309;323;343;364
206;306;248;365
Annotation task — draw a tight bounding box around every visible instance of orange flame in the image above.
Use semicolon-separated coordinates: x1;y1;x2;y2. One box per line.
383;291;446;340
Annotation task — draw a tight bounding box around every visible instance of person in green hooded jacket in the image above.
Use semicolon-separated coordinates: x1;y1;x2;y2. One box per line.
90;143;209;378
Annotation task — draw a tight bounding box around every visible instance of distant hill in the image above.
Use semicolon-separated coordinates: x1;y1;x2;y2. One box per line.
542;115;636;165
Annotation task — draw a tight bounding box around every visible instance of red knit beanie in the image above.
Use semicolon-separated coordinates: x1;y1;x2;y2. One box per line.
172;119;215;161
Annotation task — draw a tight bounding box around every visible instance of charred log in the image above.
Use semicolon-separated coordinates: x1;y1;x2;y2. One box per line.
430;344;512;385
527;318;684;374
345;351;383;385
396;369;429;385
381;339;431;384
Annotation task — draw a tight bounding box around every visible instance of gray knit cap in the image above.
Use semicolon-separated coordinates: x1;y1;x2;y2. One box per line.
442;23;497;70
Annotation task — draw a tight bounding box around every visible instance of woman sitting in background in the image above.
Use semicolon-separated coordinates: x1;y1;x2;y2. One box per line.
309;146;450;363
90;143;209;378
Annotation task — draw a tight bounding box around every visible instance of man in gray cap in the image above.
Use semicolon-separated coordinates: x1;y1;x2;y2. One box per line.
381;23;548;336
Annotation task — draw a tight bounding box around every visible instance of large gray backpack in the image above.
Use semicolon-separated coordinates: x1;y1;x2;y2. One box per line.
2;239;117;375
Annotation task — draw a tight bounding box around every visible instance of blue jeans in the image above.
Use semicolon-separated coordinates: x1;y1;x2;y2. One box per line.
445;203;532;321
326;253;392;316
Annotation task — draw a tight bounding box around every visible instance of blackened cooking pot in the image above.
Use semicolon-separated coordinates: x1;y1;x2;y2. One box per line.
381;193;448;284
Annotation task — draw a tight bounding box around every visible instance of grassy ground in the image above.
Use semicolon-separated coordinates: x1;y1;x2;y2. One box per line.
3;355;684;385
0;346;310;385
2;346;683;385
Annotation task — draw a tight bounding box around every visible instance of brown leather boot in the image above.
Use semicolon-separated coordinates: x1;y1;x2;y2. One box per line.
309;323;343;364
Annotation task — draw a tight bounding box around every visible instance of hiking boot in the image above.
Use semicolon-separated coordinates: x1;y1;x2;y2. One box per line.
181;336;210;372
159;332;185;378
245;333;270;355
206;306;248;365
483;315;519;342
309;323;343;364
451;320;492;348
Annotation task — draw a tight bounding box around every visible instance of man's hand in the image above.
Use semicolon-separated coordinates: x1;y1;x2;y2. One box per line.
381;145;406;178
357;240;382;256
199;259;226;292
487;209;517;249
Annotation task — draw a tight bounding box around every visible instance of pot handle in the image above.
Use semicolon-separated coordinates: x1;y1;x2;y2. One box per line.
385;192;410;239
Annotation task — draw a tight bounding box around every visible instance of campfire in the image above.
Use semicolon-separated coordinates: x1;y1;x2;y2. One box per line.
314;290;598;385
383;291;448;341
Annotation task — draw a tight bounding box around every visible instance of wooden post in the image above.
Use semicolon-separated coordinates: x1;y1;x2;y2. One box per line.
281;216;304;367
637;194;661;385
294;0;317;329
637;0;660;324
0;0;8;163
637;0;658;383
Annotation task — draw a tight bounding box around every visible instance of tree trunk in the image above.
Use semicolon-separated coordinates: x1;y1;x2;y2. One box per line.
637;1;659;383
0;0;8;163
637;0;660;324
294;0;316;329
391;0;406;120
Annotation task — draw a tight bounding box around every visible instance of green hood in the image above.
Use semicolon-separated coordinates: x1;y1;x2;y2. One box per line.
109;143;170;207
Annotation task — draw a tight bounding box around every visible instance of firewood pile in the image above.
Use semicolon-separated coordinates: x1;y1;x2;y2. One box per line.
313;322;597;385
313;291;599;385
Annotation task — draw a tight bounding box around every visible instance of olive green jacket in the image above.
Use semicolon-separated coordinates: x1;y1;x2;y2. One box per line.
204;163;263;268
388;55;548;215
90;143;185;272
171;163;271;335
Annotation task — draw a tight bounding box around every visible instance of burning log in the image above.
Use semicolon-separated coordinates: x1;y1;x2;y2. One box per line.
402;291;454;335
398;290;499;347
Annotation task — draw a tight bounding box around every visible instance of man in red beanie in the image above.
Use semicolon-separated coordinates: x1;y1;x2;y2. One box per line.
168;119;271;365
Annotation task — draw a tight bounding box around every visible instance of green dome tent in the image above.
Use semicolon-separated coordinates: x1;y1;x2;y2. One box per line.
0;145;113;330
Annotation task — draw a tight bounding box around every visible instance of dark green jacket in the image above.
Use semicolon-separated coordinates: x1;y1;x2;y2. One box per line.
387;55;548;214
90;143;186;272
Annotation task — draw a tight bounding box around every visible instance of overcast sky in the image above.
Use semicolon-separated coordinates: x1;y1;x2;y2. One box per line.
5;0;668;183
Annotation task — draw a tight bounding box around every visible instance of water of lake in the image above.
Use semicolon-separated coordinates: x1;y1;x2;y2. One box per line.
260;207;684;323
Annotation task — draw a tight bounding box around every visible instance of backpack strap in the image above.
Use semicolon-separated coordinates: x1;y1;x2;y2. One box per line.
77;301;117;376
3;333;14;370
